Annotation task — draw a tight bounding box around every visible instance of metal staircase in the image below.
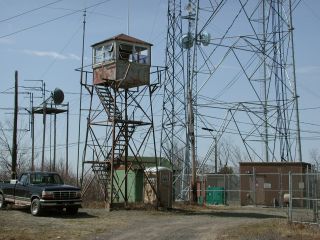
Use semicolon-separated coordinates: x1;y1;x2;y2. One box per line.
91;161;121;202
91;162;111;196
90;85;138;204
95;85;122;120
107;125;135;160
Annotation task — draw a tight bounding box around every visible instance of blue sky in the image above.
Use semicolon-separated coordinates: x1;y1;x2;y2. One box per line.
0;0;167;172
1;0;320;171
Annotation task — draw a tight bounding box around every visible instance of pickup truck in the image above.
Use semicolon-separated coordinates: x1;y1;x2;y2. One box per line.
0;171;82;216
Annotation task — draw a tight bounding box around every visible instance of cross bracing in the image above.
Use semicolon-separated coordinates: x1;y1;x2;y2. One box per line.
161;0;302;200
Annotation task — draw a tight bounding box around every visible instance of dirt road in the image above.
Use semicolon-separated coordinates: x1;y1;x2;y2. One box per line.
0;206;319;240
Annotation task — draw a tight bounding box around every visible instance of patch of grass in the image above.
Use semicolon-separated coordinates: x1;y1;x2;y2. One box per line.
220;219;320;240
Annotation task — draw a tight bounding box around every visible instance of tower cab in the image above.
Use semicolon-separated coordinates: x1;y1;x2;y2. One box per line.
92;34;152;89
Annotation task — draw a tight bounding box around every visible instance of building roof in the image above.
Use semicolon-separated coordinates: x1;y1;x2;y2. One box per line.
115;156;179;171
91;33;153;47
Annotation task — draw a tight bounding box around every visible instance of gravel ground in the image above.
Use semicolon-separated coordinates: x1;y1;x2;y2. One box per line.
0;205;319;240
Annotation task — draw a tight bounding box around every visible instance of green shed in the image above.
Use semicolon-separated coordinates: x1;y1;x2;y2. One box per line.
114;169;144;203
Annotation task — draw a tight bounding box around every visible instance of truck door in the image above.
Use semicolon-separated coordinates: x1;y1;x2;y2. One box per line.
2;181;15;203
15;173;31;206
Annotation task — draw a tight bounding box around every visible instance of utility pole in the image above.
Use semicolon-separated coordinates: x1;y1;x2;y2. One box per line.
77;9;86;186
202;127;218;173
66;102;69;176
31;93;35;171
41;102;46;171
12;71;18;179
53;113;57;171
214;137;217;173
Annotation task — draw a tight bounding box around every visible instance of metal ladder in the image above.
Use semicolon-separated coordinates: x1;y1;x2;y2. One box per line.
95;85;122;120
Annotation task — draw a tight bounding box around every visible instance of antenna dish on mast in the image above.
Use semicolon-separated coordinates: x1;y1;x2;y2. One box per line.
52;88;64;105
180;33;194;49
200;31;211;46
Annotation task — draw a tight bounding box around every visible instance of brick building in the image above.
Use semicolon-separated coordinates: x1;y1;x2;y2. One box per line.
239;162;312;207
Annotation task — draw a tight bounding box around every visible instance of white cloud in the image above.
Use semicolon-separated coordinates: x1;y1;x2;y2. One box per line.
68;53;81;61
23;49;81;61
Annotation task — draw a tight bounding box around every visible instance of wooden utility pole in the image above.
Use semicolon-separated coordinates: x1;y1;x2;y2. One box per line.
12;71;18;179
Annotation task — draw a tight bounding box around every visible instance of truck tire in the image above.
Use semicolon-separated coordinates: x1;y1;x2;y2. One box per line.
66;207;78;215
0;193;6;209
31;198;42;216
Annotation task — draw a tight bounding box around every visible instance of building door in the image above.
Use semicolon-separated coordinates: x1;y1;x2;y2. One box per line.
255;177;265;205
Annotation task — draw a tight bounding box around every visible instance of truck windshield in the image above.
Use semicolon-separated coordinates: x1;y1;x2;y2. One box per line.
30;173;64;185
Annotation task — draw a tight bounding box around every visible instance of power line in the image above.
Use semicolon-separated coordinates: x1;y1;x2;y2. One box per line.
302;0;320;23
46;6;124;20
0;0;64;24
0;0;111;39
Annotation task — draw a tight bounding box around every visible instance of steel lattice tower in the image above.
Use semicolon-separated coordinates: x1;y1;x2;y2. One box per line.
160;0;190;200
162;0;302;200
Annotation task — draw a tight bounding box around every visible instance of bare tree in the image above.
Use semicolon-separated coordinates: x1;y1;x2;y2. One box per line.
216;138;247;173
163;141;185;171
310;148;320;172
0;120;31;180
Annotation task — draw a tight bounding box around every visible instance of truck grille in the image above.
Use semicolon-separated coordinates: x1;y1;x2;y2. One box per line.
53;191;78;200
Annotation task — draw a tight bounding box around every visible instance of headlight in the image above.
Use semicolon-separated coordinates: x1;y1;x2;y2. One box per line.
42;190;54;199
76;191;82;198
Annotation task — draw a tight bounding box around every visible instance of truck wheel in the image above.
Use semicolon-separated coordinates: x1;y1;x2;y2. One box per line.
66;207;78;215
31;198;42;216
0;194;6;209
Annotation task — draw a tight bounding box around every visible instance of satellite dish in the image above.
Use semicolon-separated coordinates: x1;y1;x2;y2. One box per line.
200;31;211;46
180;33;194;49
52;88;64;105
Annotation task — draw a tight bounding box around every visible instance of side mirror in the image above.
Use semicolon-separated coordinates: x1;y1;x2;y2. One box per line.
10;179;18;184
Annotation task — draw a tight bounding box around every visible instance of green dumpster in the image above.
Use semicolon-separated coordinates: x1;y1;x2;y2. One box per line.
206;186;225;205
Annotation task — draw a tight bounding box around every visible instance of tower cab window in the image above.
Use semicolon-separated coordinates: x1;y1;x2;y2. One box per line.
119;43;133;61
118;43;149;65
94;43;114;64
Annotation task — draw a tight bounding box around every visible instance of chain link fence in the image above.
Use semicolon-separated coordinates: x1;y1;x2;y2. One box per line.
288;172;320;224
173;171;320;224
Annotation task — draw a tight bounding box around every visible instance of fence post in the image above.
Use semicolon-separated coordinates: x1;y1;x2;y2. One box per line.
239;173;241;206
228;174;230;205
224;174;226;205
307;167;310;209
313;171;318;223
253;167;256;206
288;171;292;223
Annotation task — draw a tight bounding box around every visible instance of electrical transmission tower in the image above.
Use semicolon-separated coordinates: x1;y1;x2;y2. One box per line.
160;0;190;200
162;0;302;200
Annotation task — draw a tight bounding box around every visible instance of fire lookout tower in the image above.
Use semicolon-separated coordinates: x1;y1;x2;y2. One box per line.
81;34;159;209
92;34;151;88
